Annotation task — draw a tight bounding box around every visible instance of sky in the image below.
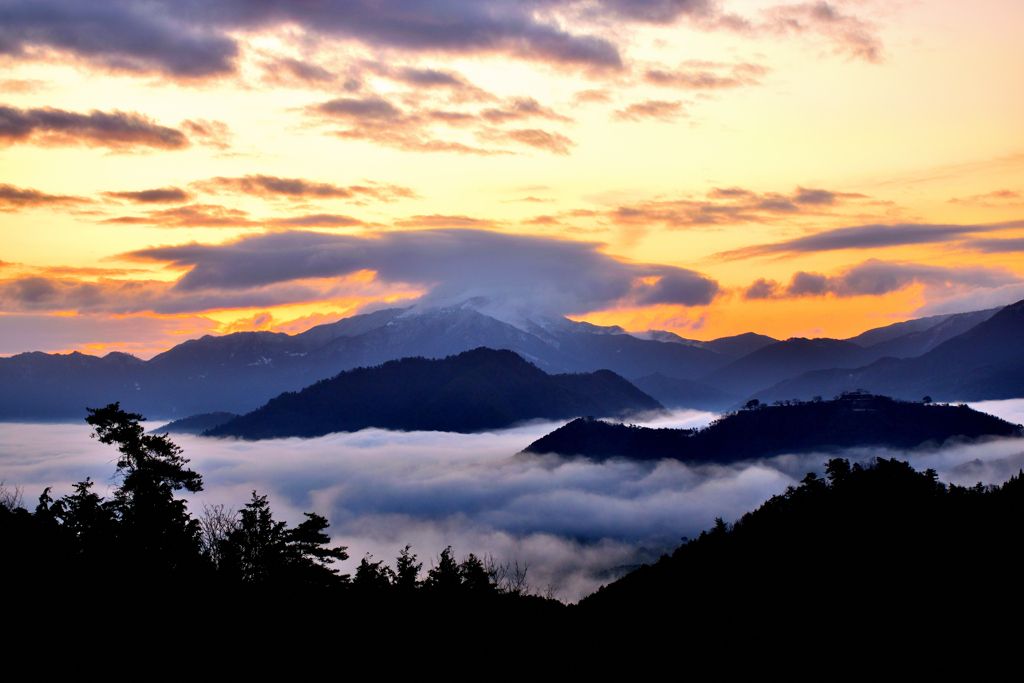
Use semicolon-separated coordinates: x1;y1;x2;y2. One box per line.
1;0;1023;357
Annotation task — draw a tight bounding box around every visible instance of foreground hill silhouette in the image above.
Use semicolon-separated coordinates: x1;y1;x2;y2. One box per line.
524;392;1022;463
207;348;663;438
577;457;1024;646
7;408;1022;660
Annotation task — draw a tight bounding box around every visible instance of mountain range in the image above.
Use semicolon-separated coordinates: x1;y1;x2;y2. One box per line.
0;297;1020;422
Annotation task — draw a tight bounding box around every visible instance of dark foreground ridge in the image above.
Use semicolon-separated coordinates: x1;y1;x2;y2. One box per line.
6;405;1023;661
207;347;663;439
523;392;1022;463
577;456;1024;646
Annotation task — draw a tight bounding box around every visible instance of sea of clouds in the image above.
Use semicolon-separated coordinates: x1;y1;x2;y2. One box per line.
2;400;1023;603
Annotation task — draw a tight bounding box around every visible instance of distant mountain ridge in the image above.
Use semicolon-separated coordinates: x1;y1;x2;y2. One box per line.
1;297;1020;421
207;348;663;438
752;299;1024;404
0;304;725;420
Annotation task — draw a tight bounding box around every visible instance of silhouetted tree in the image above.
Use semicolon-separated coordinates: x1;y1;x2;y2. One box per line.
86;402;203;567
198;503;238;570
51;478;115;553
459;553;496;594
222;491;287;583
354;553;394;591
285;512;349;584
425;546;462;593
394;544;422;592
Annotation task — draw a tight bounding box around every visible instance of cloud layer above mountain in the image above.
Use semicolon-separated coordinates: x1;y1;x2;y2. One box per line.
121;228;722;317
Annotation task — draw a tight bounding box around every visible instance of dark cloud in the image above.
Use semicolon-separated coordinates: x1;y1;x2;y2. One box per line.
709;187;754;199
610;185;870;229
481;98;572;124
317;96;405;123
743;278;777;300
755;195;799;213
742;259;1020;300
0;0;239;77
103;187;190;203
311;94;572;155
180;119;232;149
763;2;884;63
793;186;866;205
0;184;89;210
393;67;465;88
0;0;882;86
612;100;684;122
716;220;1024;260
121;228;722;316
192;175;417;202
313;95;489;154
633;269;721;306
428;110;479;125
0;104;188;150
965;238;1024;253
1;1;624;77
0;273;377;316
267;57;336;84
366;64;491;99
590;0;714;23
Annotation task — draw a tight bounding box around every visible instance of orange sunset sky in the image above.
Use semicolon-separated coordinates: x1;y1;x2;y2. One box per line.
1;0;1022;357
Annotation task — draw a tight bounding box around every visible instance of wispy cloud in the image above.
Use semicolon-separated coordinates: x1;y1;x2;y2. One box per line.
103;187;191;204
0;183;91;211
742;258;1020;300
0;104;189;150
610;185;873;229
716;220;1024;260
612;100;685;122
192;175;417;202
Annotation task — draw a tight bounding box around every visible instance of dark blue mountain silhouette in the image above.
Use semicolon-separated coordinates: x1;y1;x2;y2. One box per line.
207;347;663;438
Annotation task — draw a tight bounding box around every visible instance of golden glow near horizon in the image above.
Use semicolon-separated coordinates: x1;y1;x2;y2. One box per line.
1;0;1022;356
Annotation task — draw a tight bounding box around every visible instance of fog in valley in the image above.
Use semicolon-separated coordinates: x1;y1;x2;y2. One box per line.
3;400;1023;602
